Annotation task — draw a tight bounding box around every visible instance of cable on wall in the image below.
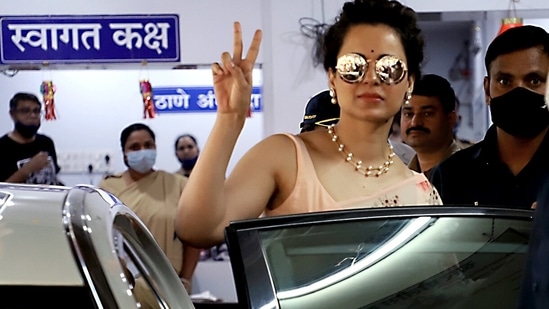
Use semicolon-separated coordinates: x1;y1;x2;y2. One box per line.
298;0;329;68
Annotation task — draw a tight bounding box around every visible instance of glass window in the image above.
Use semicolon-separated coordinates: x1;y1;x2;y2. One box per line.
112;212;195;309
257;216;531;309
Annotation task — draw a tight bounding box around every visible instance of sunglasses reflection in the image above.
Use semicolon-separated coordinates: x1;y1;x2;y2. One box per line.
336;53;408;85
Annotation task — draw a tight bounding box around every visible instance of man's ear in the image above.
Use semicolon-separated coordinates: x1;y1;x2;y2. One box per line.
448;110;458;130
9;110;16;122
483;76;491;105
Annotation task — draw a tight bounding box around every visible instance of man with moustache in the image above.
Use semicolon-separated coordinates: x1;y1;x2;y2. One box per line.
400;74;461;179
430;25;549;209
0;92;61;185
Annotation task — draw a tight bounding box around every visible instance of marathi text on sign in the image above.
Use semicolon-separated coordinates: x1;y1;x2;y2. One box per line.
153;87;263;113
0;15;180;64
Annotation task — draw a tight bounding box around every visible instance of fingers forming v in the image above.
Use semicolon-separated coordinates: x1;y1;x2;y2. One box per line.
232;21;262;67
233;22;243;65
245;29;262;65
214;22;262;76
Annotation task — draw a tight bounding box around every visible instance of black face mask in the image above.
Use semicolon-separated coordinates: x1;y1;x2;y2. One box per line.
489;87;549;138
179;156;198;171
15;121;40;138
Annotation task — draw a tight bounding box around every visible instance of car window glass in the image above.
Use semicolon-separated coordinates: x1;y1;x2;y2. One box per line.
113;214;167;309
112;211;195;309
257;216;531;309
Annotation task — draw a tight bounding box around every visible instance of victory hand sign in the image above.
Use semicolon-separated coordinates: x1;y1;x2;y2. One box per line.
212;22;262;119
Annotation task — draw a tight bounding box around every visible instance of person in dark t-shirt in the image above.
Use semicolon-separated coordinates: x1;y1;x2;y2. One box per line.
0;92;61;185
430;26;549;209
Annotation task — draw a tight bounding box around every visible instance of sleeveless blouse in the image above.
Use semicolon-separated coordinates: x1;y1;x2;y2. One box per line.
264;134;442;217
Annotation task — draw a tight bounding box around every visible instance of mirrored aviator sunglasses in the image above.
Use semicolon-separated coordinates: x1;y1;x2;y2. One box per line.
335;53;408;85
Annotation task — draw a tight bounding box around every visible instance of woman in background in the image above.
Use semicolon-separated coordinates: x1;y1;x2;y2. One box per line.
174;134;200;177
99;123;200;293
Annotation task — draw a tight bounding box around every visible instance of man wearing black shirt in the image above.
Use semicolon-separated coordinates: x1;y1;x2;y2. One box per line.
0;92;61;185
430;25;549;209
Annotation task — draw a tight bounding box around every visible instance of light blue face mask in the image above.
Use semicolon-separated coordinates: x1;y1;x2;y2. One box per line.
126;149;156;173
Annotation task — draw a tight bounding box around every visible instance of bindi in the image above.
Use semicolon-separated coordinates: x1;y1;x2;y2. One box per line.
370;49;375;53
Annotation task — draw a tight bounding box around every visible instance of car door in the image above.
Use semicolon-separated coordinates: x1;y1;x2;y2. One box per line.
63;185;195;309
225;206;533;309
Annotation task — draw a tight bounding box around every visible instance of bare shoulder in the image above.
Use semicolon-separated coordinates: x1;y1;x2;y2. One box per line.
246;133;299;158
260;133;298;147
235;133;299;183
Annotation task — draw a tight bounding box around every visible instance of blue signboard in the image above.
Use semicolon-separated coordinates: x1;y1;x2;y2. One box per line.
153;87;263;113
0;14;180;64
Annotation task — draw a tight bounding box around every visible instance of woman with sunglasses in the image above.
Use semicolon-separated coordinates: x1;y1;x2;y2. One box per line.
177;0;442;247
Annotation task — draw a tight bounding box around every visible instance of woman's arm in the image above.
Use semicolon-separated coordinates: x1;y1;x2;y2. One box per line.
176;132;292;247
176;22;268;247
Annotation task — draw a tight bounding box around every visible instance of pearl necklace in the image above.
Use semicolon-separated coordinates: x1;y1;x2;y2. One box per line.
327;124;395;177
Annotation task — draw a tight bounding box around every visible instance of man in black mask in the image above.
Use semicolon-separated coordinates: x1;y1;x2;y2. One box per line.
0;92;61;185
430;25;549;209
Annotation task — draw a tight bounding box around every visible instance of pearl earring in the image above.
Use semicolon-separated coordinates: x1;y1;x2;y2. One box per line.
329;88;337;104
404;89;412;105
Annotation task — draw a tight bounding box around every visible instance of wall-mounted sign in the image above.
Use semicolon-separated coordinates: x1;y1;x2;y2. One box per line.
153;87;262;113
0;14;180;64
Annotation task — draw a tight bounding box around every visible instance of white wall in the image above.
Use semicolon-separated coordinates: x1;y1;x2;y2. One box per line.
0;69;264;186
525;18;549;31
417;21;486;142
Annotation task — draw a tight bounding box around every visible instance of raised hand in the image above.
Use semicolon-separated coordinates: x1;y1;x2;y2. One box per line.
212;22;262;118
24;151;50;174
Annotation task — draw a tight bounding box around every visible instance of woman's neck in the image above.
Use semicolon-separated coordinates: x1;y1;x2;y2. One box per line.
331;121;392;161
